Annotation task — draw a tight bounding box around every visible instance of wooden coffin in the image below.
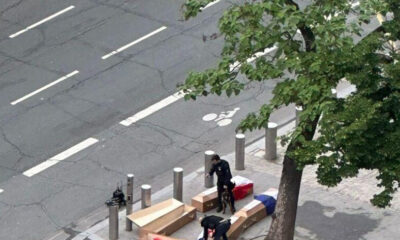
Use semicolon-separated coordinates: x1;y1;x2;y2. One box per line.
232;188;278;233
140;205;196;237
128;199;184;228
191;186;219;212
227;215;247;240
192;176;255;212
128;199;196;239
235;199;267;231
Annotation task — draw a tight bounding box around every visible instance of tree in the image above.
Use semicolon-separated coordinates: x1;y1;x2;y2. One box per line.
180;0;400;239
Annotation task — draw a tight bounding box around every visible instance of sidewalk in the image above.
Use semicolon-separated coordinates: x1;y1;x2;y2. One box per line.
50;119;400;240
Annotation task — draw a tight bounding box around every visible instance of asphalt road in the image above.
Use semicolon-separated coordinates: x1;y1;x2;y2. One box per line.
0;1;380;240
0;1;297;240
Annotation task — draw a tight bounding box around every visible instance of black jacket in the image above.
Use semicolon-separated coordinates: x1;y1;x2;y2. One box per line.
201;215;224;240
209;159;232;185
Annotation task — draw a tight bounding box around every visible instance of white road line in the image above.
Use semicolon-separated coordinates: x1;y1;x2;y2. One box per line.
10;70;79;105
120;91;185;126
0;189;3;194
229;46;278;71
23;138;98;177
102;26;167;60
200;0;221;10
9;5;75;38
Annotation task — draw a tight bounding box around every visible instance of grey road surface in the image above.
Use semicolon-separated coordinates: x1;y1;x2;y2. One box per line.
0;1;293;240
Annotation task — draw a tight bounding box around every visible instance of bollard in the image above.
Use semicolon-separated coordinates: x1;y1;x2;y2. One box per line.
235;134;245;170
331;89;337;98
173;167;183;201
109;204;119;240
141;184;151;209
295;106;303;127
204;150;215;188
126;174;134;231
265;122;278;160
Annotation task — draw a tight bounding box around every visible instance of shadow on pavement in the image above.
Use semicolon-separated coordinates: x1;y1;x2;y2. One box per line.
296;201;378;240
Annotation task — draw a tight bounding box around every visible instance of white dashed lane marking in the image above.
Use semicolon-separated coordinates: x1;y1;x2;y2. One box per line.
102;26;167;60
9;5;75;38
23;138;99;177
229;46;278;71
11;70;79;105
120;91;185;126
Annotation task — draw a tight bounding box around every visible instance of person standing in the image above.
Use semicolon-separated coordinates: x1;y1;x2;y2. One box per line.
206;154;235;213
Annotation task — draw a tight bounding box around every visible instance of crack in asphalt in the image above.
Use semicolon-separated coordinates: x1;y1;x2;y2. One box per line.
88;0;180;29
125;58;170;94
83;157;131;177
0;49;65;76
36;173;110;193
46;101;94;126
0;180;72;211
0;0;24;16
138;121;205;143
0;125;33;170
139;120;219;150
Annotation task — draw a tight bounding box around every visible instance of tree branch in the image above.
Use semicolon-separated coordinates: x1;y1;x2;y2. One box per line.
376;53;394;64
284;0;316;52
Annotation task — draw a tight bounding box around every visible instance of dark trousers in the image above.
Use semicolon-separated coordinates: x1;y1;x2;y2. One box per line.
214;221;231;240
217;182;235;209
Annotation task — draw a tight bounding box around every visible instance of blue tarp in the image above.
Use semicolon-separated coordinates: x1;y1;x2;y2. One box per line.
254;194;276;215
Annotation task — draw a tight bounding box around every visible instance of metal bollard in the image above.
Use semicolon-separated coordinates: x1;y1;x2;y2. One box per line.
109;204;119;240
141;184;151;209
331;89;337;98
204;150;215;188
126;174;134;231
235;134;245;170
173;167;183;201
295;106;303;127
265;122;278;160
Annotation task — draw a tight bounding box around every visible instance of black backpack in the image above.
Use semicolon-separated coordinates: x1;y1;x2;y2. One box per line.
105;183;126;207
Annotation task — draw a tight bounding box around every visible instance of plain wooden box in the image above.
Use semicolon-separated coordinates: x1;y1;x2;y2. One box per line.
128;199;183;228
141;205;196;236
138;205;196;238
235;200;267;231
227;215;247;240
128;199;196;239
191;187;219;212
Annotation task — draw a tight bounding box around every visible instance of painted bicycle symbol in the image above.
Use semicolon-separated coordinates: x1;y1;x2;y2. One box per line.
202;107;240;127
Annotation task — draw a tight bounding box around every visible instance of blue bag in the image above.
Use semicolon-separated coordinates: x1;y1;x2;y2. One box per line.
254;194;276;215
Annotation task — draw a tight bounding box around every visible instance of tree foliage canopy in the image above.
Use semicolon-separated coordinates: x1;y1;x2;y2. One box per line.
180;0;400;208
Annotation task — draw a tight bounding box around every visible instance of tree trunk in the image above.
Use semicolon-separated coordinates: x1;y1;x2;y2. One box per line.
265;113;319;240
265;146;303;240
